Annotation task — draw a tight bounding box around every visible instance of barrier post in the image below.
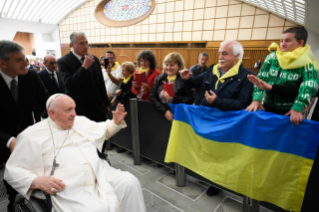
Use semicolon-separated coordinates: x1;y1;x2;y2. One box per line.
175;164;186;187
242;196;259;212
130;98;142;165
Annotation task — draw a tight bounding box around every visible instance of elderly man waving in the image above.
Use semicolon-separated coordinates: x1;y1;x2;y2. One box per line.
4;94;146;212
180;40;254;196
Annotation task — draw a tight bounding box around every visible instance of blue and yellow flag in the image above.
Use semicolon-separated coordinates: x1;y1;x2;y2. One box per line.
165;104;319;212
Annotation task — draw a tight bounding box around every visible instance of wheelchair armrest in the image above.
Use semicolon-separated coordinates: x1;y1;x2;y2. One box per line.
97;149;111;166
13;190;52;212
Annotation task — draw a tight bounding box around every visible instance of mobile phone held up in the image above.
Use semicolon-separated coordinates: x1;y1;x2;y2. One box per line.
205;81;211;95
104;58;109;68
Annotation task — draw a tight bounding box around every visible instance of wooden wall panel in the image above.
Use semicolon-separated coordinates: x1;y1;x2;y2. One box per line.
61;47;269;73
13;32;35;55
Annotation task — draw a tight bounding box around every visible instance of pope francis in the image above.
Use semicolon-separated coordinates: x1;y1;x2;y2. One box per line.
4;94;146;212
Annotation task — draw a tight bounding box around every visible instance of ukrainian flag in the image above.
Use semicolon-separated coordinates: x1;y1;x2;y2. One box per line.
165;104;319;212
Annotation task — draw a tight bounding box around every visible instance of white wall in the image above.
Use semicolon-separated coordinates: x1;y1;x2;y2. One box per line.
307;29;319;60
0;18;61;58
51;27;62;58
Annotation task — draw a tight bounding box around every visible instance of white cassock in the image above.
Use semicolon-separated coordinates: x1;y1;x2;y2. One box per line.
4;116;146;212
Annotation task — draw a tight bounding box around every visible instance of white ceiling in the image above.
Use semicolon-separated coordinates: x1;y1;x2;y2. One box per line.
241;0;306;25
0;0;315;30
0;0;90;25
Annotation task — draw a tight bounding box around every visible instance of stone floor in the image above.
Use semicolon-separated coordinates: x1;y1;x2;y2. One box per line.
0;148;273;212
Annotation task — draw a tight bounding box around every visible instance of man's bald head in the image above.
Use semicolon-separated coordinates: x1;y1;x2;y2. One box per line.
47;94;76;129
43;55;57;72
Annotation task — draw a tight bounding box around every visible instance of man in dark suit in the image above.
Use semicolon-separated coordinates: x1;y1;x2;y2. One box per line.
0;40;49;211
39;55;65;97
36;55;65;119
57;32;109;122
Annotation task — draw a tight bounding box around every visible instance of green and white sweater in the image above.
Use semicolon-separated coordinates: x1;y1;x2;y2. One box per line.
253;52;319;112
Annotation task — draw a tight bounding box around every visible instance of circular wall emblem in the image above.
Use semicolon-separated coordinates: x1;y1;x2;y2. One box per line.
95;0;156;27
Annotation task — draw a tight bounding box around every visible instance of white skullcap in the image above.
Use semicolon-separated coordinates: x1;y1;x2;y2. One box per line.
46;93;64;110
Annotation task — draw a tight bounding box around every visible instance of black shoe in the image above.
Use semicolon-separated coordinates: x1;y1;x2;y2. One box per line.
206;186;220;196
116;147;127;153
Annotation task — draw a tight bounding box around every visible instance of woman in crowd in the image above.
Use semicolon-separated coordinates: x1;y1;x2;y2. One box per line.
150;52;194;122
100;55;106;70
131;50;161;100
112;61;136;105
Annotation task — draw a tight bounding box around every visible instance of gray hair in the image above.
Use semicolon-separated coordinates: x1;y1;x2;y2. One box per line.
0;40;24;62
198;52;209;59
46;93;66;111
70;31;86;44
220;40;244;60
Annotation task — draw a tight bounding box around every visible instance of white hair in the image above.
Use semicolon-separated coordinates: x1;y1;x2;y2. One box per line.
46;93;66;111
220;40;244;60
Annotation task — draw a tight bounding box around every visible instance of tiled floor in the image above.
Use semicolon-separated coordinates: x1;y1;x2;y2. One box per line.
0;148;264;212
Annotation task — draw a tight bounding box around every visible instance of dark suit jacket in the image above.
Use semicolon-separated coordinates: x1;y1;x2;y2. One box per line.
57;52;109;122
28;66;37;72
38;69;65;95
0;70;49;164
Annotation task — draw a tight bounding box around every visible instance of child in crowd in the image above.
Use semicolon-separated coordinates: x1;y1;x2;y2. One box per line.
111;61;137;105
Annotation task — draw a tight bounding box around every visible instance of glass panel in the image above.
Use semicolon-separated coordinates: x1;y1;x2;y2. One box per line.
104;0;153;21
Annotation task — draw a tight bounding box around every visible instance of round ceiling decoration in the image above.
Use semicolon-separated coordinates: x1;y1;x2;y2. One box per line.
95;0;156;27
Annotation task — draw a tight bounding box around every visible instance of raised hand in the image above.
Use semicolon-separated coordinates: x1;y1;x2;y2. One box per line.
179;69;192;80
112;104;127;125
30;176;66;195
82;54;95;70
247;75;272;92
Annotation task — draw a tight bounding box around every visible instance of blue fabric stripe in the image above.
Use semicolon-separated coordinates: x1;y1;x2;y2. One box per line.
169;104;319;160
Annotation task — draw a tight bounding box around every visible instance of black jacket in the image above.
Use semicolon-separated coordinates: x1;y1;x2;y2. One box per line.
57;52;109;122
0;70;49;163
184;64;254;110
150;74;194;115
38;69;65;95
117;77;136;102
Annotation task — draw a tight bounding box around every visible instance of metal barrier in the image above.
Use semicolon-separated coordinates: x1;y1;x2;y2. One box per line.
109;99;261;212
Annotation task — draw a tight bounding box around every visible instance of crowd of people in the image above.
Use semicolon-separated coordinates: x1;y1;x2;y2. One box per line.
0;26;318;212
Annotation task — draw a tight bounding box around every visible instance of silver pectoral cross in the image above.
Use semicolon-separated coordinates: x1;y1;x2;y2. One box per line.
50;158;59;176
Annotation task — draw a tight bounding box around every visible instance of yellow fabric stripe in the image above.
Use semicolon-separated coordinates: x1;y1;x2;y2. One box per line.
112;62;120;71
212;60;241;90
138;67;149;74
167;75;177;83
268;43;318;70
122;74;133;84
165;120;313;212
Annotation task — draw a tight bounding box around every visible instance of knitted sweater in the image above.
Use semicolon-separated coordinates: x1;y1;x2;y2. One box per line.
253;52;319;112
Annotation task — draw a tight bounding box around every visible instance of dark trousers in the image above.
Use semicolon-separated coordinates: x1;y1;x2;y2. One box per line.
3;179;18;211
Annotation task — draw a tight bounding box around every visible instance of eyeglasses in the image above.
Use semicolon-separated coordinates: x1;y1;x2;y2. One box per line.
106;57;115;60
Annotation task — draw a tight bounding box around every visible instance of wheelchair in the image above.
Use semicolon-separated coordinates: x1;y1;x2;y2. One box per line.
12;150;111;212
